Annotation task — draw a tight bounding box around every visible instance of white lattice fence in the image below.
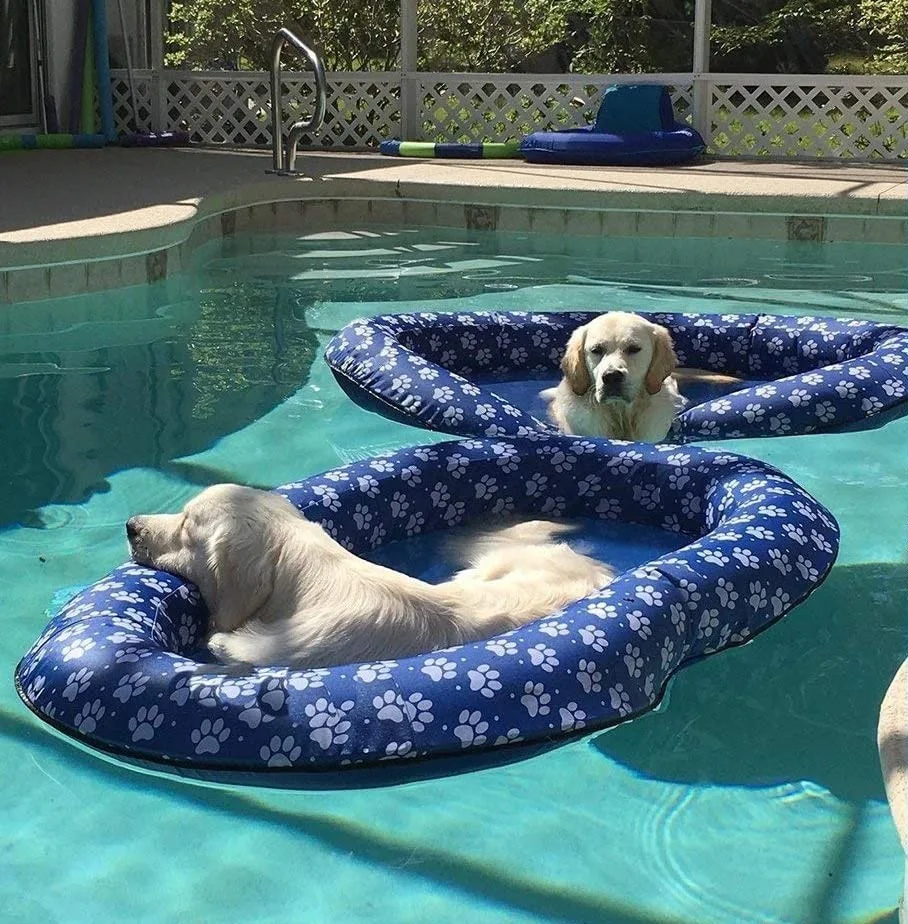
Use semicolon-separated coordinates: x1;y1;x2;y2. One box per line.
417;73;694;142
162;71;399;147
109;69;908;159
111;70;155;133
710;76;908;159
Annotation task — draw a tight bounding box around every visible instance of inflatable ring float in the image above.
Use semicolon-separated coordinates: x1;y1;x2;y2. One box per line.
325;310;908;443
16;437;838;784
520;84;705;167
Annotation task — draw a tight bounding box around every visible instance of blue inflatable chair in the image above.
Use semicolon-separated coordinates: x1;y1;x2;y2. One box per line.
520;84;705;166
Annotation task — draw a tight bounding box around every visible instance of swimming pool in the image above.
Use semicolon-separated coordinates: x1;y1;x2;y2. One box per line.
2;224;905;922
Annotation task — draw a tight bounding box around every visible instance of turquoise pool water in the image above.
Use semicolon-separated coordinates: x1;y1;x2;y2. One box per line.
2;227;905;923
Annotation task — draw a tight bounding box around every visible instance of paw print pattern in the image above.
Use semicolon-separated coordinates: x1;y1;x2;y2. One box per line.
421;657;457;681
17;414;842;773
129;705;164;742
191;718;230;755
260;735;302;767
305;698;354;750
74;699;105;734
454;710;488;748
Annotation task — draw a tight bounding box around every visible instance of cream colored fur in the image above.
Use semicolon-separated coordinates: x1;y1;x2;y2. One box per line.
541;311;741;442
126;485;614;669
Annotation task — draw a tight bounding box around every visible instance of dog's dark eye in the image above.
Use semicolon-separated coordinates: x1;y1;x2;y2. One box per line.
587;344;604;356
625;344;642;355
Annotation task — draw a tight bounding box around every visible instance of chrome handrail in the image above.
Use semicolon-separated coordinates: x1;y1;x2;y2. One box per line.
268;27;327;175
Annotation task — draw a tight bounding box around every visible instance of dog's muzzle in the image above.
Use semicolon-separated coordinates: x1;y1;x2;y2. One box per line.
596;369;628;402
126;517;149;564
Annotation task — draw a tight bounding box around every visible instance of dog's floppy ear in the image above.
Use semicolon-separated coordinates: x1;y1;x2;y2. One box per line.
204;520;275;633
645;324;678;395
561;325;592;396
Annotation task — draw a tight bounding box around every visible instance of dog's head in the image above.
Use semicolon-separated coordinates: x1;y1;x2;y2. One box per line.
560;312;677;404
126;484;292;632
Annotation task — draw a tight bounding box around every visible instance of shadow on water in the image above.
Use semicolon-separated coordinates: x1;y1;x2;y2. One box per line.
0;279;319;528
591;562;908;804
0;710;687;924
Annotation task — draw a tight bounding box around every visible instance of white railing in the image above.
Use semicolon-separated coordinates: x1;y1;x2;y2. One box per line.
110;69;908;160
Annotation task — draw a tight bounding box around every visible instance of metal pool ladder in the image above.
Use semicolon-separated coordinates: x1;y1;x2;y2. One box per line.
267;27;327;175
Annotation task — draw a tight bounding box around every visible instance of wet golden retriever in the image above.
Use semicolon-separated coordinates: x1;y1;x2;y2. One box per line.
126;484;613;669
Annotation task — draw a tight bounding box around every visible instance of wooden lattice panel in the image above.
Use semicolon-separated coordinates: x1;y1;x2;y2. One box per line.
710;77;908;159
418;73;694;143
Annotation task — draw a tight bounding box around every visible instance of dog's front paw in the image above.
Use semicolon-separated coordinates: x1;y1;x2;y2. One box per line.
207;631;249;666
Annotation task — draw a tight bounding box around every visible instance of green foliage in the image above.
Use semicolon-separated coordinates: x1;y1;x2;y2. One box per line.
166;0;400;70
165;0;901;75
860;0;908;72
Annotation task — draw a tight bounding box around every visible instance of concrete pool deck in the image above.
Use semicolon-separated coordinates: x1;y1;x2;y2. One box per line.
0;147;906;304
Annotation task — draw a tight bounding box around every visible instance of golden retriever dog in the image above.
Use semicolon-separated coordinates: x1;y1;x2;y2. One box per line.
541;311;740;442
126;484;614;669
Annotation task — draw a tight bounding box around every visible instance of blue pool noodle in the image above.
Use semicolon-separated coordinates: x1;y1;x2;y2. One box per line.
91;0;116;141
69;0;90;132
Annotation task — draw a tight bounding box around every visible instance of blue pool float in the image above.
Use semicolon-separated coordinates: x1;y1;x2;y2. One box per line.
16;437;838;784
325;310;908;443
520;85;705;167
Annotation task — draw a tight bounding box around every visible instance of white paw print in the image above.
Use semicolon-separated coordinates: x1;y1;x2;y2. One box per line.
493;728;523;746
62;638;95;662
796;557;820;582
110;591;144;604
401;692;434;731
468;664;502;699
748;581;768;611
74;699;106;734
454;709;488;748
287;669;329;691
527;644;559;672
128;704;164;742
578;625;608;652
715;577;738;608
113;671;149;703
421;657;457;681
373;690;407;722
114;645;150;664
634;584;663;606
586;600;618;619
609;684;632;717
661;638;676;671
62;668;93;701
485;638;518;656
192;718;230;755
139;576;170;594
623;643;644;678
355;662;396;683
382;741;415;760
520;681;551;717
627;611;652;640
771;588;791;617
305;698;354;750
698;609;720;639
260;677;287;711
576;659;601;693
539;621;569;637
559;702;587;731
260;734;302;767
732;546;760;568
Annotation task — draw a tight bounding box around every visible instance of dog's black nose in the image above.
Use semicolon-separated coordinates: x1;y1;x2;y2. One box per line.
126;518;140;541
600;370;625;387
